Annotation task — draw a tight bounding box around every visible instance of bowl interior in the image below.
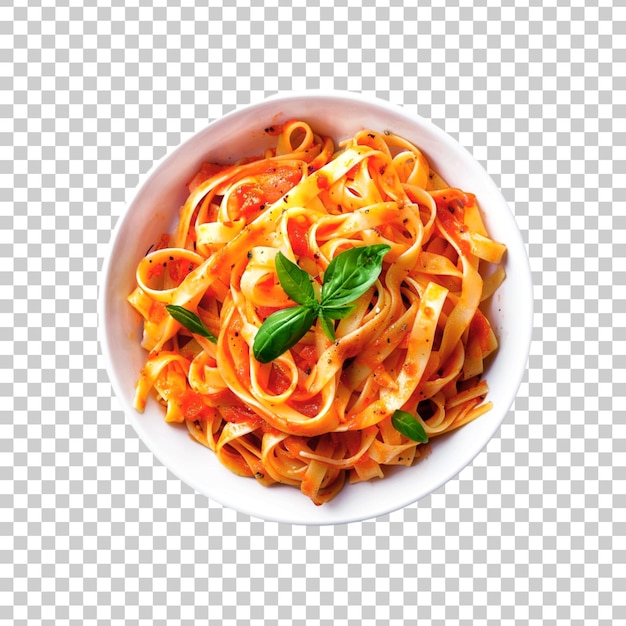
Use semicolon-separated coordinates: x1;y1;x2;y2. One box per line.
100;92;532;524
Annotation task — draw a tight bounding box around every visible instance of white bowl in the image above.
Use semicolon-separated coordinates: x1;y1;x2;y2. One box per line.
99;91;532;525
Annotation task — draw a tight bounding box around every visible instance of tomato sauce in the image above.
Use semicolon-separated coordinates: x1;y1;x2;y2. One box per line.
316;174;330;190
287;217;310;257
470;312;493;354
221;402;264;429
432;188;475;257
292;344;318;374
187;162;229;193
167;259;194;285
178;389;210;420
267;362;291;395
287;394;323;418
230;164;302;221
148;300;166;323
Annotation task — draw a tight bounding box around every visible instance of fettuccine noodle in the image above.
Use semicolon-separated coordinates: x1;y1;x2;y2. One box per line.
128;120;506;504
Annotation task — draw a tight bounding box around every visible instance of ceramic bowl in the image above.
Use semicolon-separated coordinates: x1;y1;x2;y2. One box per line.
99;91;532;524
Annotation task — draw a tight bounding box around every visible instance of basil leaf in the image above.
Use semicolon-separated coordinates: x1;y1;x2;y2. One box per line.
166;305;218;343
318;312;336;341
275;251;316;306
253;245;390;362
391;410;429;443
321;244;391;308
318;305;356;341
253;305;317;364
319;304;355;320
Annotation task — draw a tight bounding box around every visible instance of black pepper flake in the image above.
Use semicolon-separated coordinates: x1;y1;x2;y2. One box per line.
264;126;274;133
247;251;253;259
367;132;376;139
255;471;265;479
169;256;174;261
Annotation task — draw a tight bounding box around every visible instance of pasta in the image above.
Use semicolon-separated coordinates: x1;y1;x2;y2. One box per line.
128;120;507;505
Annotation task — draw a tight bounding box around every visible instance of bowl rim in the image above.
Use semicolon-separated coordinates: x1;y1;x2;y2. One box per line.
98;89;533;524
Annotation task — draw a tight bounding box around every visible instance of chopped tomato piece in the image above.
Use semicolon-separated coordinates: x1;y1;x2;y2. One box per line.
221;403;263;429
292;344;318;374
267;363;291;395
255;305;282;321
287;217;310;257
316;174;330;190
229;164;302;221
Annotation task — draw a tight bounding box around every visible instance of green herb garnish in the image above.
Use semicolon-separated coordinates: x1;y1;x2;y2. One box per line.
274;250;317;307
391;410;429;443
165;304;218;343
253;244;390;363
251;305;317;362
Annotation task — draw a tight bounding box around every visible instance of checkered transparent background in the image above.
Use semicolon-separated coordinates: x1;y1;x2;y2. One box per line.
2;0;624;624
